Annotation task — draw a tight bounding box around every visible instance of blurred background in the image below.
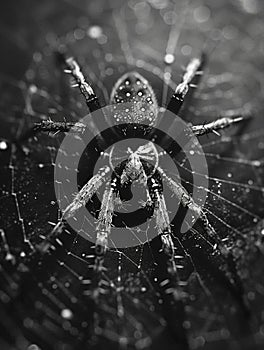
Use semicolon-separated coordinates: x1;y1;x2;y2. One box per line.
0;0;264;349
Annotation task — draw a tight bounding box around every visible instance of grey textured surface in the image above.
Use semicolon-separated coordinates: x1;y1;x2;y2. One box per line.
0;0;264;349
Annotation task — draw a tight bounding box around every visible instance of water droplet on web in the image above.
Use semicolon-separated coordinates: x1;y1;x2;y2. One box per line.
87;25;102;39
163;10;177;25
222;25;238;40
181;44;192;56
74;28;85;40
164;71;171;80
33;52;42;62
193;6;211;23
29;84;37;94
97;34;107;44
61;308;73;320
252;160;261;167
27;344;40;350
119;336;128;347
0;140;8;150
105;53;113;62
164;53;175;65
240;0;258;14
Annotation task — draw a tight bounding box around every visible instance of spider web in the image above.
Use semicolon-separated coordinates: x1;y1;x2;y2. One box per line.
0;0;264;349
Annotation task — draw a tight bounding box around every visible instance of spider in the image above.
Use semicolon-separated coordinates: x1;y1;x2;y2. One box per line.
2;51;252;345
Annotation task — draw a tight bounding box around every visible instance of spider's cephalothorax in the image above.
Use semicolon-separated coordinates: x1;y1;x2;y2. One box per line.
110;71;158;126
6;53;252;345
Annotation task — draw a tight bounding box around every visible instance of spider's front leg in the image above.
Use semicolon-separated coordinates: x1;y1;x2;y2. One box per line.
167;54;206;116
63;56;102;113
17;56;102;143
191;108;252;137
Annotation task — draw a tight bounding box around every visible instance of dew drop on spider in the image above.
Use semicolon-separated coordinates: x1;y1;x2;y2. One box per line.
109;71;158;126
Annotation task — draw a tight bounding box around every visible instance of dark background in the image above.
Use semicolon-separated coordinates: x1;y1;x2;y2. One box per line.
0;0;264;349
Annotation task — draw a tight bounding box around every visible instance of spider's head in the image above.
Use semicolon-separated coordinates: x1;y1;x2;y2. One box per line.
109;71;158;126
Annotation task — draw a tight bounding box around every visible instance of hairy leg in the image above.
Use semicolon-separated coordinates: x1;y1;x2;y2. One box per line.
17;55;102;143
167;54;206;116
35;165;110;254
147;175;189;347
158;167;249;312
191;108;251;136
93;177;117;272
63;56;102;112
84;178;117;300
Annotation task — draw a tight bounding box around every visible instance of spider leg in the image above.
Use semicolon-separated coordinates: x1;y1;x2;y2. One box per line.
158;167;249;313
16;56;102;143
63;56;102;113
148;176;184;284
191;108;251;136
15;119;87;145
93;178;117;272
34;165;111;254
1;166;110;270
167;53;206;116
146;174;189;347
0;229;16;264
86;178;117;300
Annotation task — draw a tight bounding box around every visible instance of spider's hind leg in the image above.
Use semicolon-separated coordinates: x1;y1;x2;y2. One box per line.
0;164;109;270
35;165;110;254
159;167;250;316
147;174;189;348
84;177;118;300
196;212;250;315
93;177;117;271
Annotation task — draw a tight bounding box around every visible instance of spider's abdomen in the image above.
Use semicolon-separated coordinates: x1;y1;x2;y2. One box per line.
109;71;158;126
